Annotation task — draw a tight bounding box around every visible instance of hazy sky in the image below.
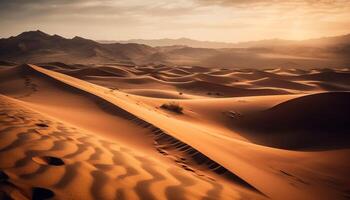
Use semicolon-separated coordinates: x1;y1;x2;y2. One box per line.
1;0;350;42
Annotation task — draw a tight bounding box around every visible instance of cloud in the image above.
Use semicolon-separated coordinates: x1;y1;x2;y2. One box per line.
0;0;349;42
0;0;196;18
196;0;350;7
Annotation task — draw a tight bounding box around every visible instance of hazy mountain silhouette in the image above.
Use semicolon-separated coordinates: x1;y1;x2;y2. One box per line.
109;38;237;48
104;34;350;49
1;30;349;68
0;30;156;64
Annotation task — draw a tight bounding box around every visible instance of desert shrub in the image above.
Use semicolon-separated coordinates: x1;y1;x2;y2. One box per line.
160;102;183;114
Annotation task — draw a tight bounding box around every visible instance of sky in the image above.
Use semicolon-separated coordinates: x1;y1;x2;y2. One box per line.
0;0;350;42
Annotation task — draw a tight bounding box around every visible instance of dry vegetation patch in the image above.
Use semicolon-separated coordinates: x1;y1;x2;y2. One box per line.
160;102;183;114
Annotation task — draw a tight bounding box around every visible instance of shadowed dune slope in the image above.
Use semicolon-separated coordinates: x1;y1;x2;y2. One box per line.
232;92;350;150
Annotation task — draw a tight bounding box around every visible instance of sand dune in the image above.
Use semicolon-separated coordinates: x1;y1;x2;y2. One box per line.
0;60;17;66
62;66;133;78
249;77;315;91
230;92;350;149
173;80;290;97
1;64;350;200
299;71;350;86
124;89;200;99
38;62;80;70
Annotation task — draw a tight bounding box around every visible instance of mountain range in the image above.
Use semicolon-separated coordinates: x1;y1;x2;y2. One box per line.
101;38;237;48
107;34;350;49
1;30;349;68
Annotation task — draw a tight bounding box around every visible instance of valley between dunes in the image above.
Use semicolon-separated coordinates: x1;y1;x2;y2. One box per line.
0;63;350;200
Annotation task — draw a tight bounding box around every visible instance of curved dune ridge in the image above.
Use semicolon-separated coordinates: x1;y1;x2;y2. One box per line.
232;92;350;150
32;156;65;166
248;77;315;91
0;63;350;200
124;89;199;99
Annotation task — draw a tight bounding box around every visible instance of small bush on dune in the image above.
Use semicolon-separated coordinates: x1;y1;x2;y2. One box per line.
160;102;183;114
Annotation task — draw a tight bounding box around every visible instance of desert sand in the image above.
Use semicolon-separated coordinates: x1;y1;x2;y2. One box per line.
0;62;350;200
